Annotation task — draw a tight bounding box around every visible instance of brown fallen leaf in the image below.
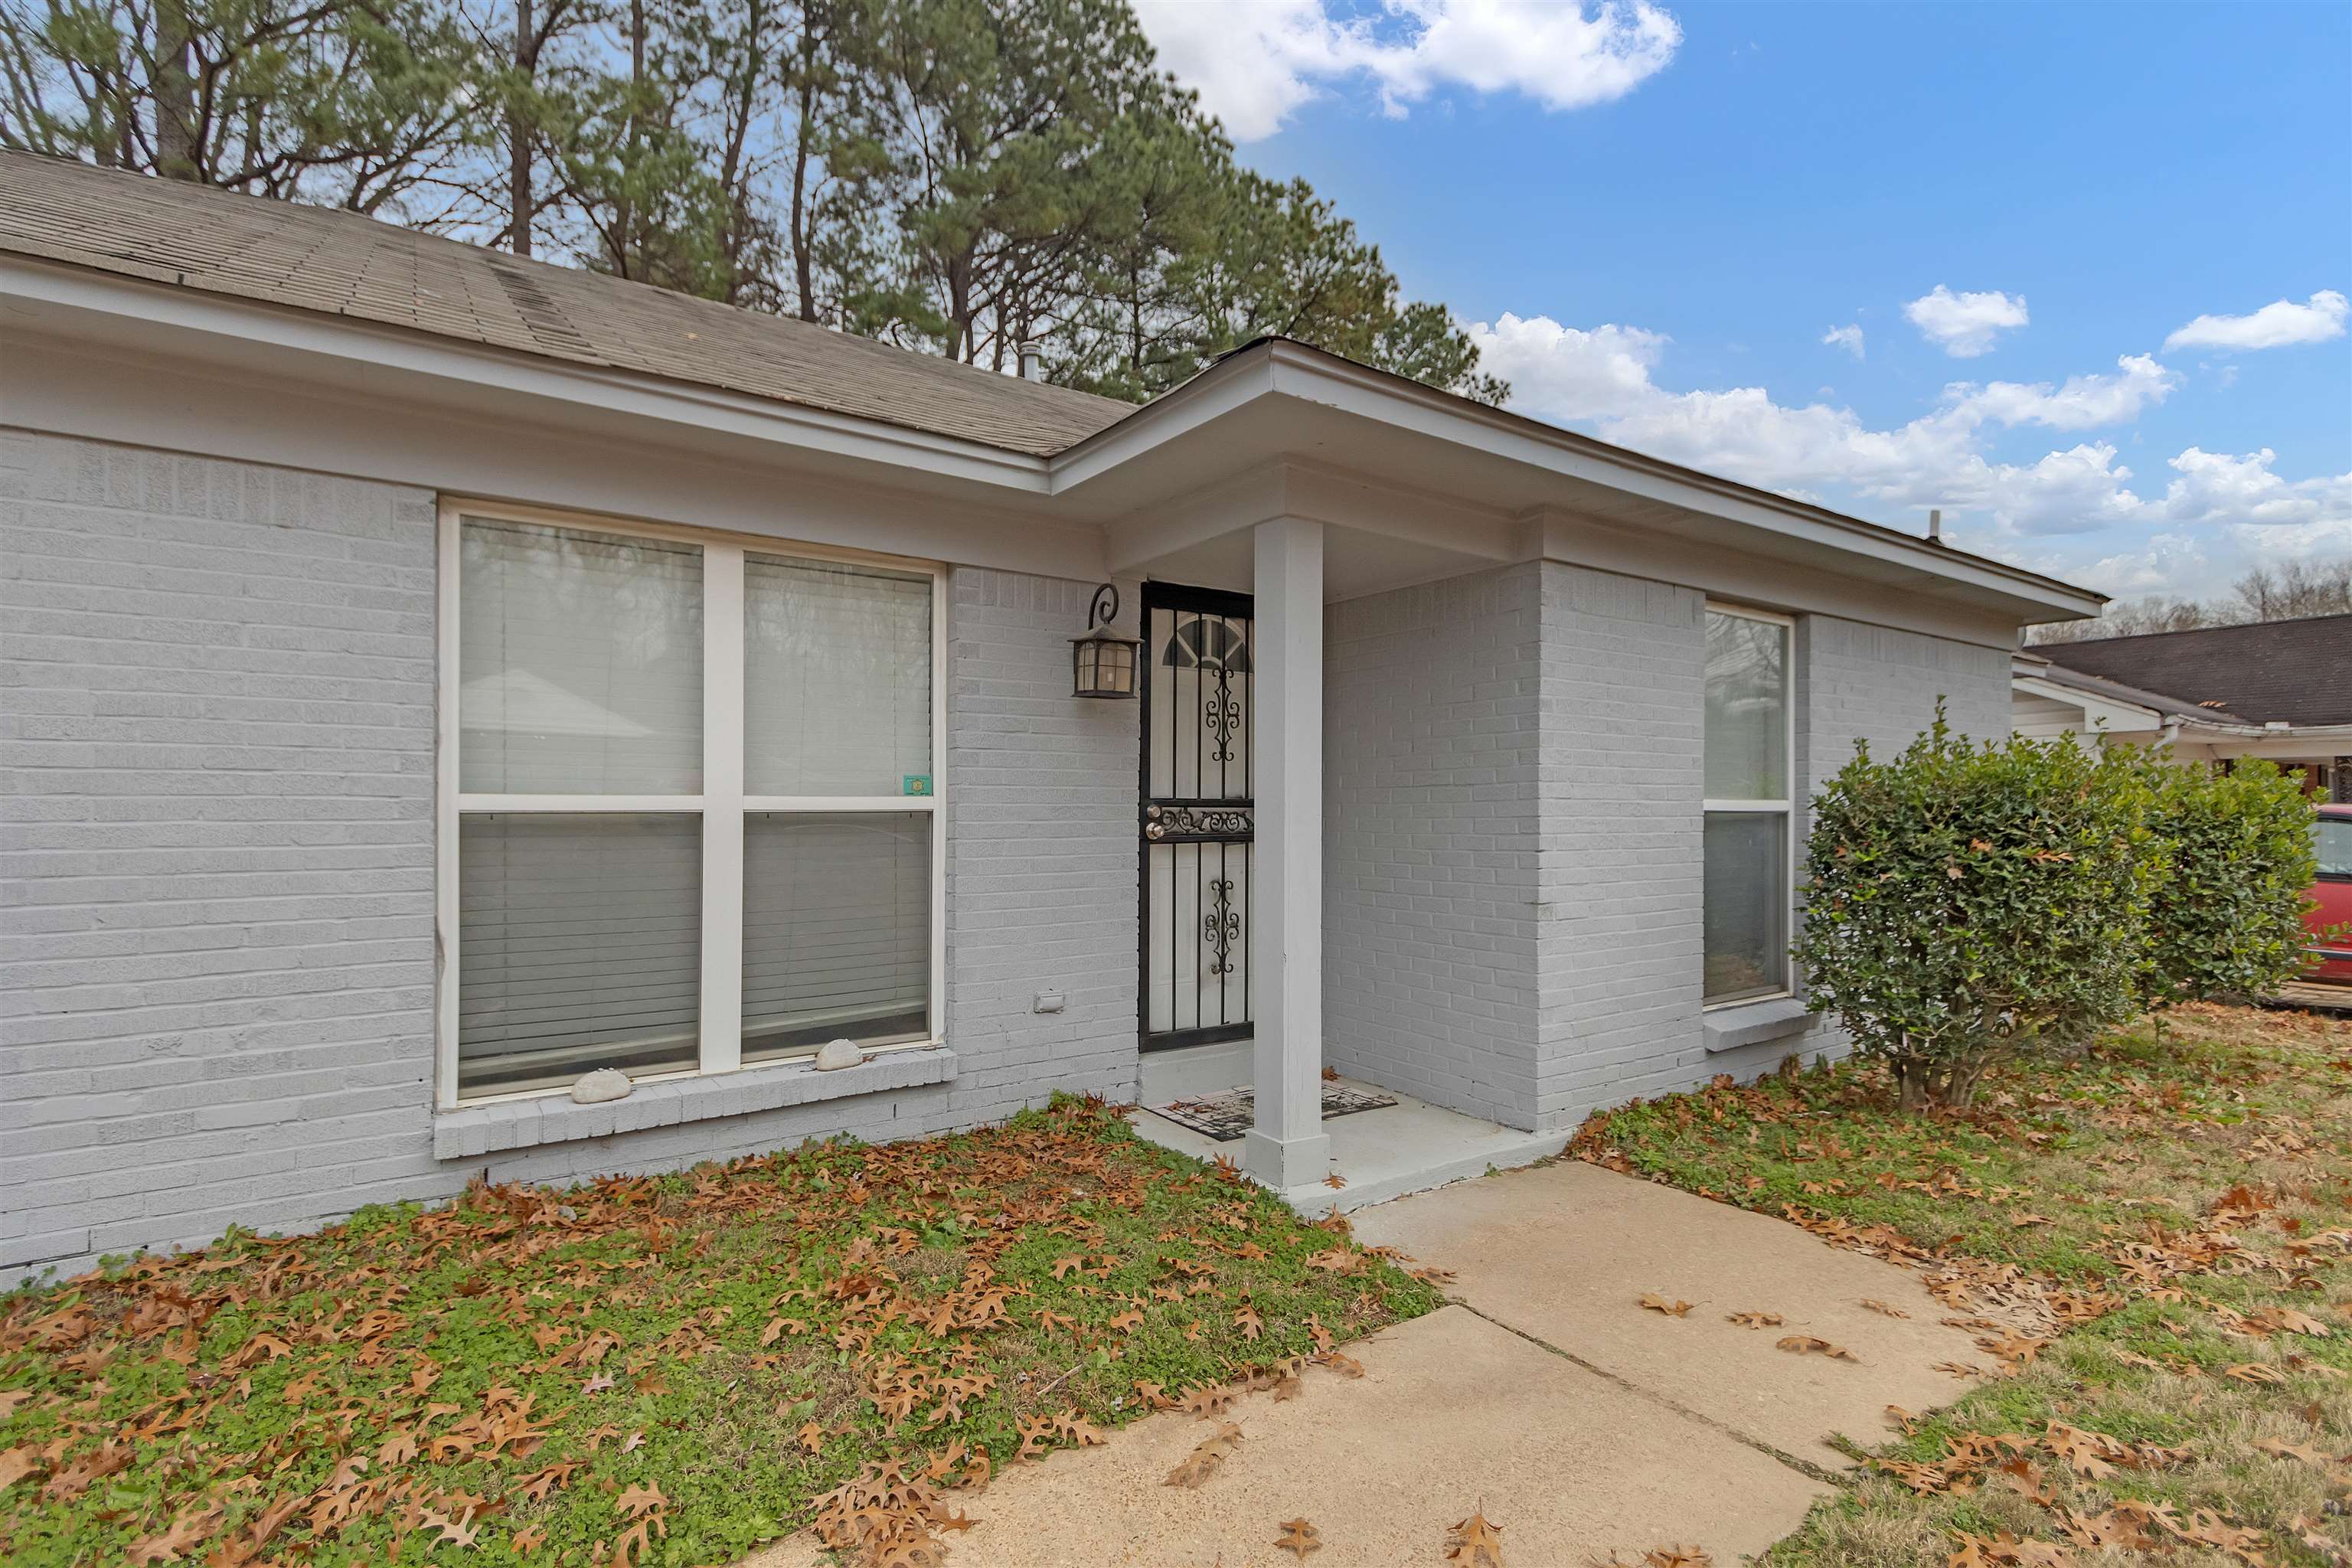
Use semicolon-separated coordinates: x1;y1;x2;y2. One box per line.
511;1523;548;1554
1325;1173;1347;1189
1164;1422;1243;1488
1638;1292;1694;1317
1235;1300;1265;1341
2250;1436;2328;1464
1181;1383;1245;1419
1644;1545;1713;1568
0;1446;46;1492
1933;1361;1983;1378
1315;1350;1365;1378
2222;1362;2286;1387
1776;1335;1857;1361
616;1481;668;1519
1274;1517;1324;1559
1448;1508;1505;1566
1860;1298;1910;1318
1726;1311;1783;1329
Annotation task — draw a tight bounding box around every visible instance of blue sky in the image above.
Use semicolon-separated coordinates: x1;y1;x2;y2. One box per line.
1133;1;2351;600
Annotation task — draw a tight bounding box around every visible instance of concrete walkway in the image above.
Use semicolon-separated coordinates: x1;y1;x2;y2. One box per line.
746;1159;1989;1566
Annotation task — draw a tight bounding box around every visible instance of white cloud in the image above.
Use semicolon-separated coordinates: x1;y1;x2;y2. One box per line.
1939;354;2177;432
2161;289;2348;353
1903;285;2030;358
1132;0;1681;142
1461;313;1669;420
1822;324;1864;359
1465;309;2350;564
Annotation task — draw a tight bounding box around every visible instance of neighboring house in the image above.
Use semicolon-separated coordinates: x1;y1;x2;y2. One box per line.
0;152;2104;1282
2014;613;2352;801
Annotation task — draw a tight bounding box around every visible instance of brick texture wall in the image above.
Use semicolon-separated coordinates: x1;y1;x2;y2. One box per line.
943;568;1141;1120
0;432;1139;1281
1534;564;1710;1128
1323;564;1544;1127
2;430;445;1276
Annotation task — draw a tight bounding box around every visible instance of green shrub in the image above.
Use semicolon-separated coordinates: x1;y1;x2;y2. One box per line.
1793;710;2156;1110
2138;757;2319;1008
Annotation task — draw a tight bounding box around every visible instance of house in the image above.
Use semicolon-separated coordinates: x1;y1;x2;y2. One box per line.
2013;614;2352;800
0;152;2105;1282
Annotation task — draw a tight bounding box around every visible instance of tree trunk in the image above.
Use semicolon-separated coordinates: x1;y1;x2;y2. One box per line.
509;0;534;256
153;0;198;181
617;0;645;279
789;38;815;320
1893;1057;1930;1114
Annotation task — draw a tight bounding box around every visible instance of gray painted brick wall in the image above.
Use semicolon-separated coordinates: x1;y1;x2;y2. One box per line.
1528;570;2016;1124
1;432;1139;1282
1324;564;1544;1128
943;568;1141;1120
1534;563;1710;1128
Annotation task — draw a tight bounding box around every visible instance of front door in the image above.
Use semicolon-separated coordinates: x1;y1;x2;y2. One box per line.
1139;583;1254;1051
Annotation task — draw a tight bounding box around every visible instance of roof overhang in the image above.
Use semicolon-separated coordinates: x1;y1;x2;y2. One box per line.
1050;340;2105;627
3;256;2106;635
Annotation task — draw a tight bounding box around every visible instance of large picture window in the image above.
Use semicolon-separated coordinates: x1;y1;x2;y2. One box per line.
1703;605;1794;1007
437;506;942;1106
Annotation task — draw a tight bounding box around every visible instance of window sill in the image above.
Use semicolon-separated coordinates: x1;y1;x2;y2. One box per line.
433;1046;957;1161
1702;996;1816;1054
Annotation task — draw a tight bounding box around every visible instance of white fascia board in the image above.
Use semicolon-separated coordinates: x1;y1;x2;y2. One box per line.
1102;457;1518;577
2013;675;2170;736
2;256;1056;494
0;258;2111;628
1190;341;2107;623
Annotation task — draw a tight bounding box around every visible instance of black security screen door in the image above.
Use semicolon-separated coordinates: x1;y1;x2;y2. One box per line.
1139;582;1254;1051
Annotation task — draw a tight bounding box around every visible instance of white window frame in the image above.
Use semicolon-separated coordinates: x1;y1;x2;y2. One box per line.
433;498;948;1109
1700;601;1797;1011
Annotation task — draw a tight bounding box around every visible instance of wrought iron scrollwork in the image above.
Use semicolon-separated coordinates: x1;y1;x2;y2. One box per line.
1202;877;1242;975
1203;667;1241;763
1143;805;1255;841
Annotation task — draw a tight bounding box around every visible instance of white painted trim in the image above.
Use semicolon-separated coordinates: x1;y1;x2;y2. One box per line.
433;501;949;1108
1243;517;1333;1191
459;795;705;812
3;256;1056;492
928;568;949;1046
701;544;747;1074
434;499;462;1112
1702;603;1798;1008
1704;599;1797;628
8;260;2104;629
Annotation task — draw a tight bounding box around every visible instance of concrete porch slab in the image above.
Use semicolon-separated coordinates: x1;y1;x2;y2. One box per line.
1129;1071;1566;1214
740;1305;1827;1568
1351;1159;1990;1468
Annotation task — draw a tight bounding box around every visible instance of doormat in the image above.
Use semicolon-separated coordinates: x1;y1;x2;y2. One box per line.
1145;1083;1398;1143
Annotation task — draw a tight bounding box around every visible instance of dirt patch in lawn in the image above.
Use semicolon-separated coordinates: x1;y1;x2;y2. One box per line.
0;1096;1441;1566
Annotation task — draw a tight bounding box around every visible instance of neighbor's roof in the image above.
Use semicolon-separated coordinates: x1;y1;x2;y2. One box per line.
2040;612;2352;727
2018;656;2257;728
0;152;1132;459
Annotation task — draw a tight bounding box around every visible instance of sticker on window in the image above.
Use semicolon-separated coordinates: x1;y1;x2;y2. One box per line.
903;774;932;797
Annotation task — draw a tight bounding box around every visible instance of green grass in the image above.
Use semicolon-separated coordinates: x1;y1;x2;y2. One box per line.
1574;1003;2352;1568
0;1097;1439;1566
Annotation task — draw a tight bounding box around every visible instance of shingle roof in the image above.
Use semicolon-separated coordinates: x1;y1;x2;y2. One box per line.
0;152;1134;458
2043;612;2352;727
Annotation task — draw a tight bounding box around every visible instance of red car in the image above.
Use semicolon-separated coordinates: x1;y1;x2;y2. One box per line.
2311;802;2352;985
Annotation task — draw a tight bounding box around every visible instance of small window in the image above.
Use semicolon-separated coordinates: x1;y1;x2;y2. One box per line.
2317;818;2352;880
1703;606;1793;1006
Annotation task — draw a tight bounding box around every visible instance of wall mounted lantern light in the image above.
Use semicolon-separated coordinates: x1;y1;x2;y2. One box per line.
1071;583;1142;699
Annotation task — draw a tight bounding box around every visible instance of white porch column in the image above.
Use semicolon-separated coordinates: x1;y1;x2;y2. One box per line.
1244;517;1331;1191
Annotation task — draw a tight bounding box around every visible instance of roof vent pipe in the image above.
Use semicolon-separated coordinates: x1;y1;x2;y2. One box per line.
1928;508;1943;544
1018;341;1044;381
